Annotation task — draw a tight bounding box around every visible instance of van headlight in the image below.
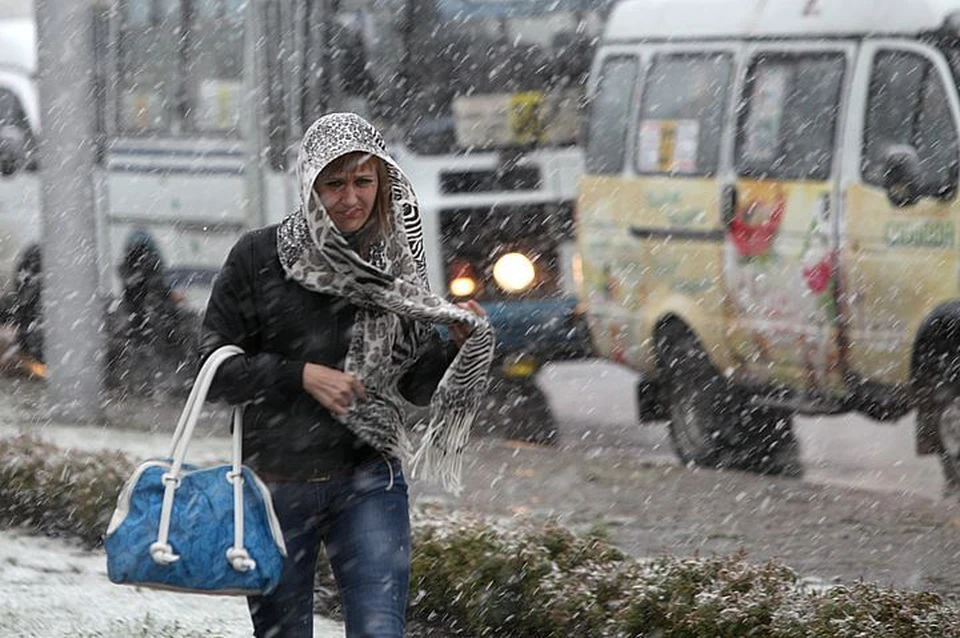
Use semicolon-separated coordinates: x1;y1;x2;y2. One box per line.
571;251;583;290
493;252;536;293
449;274;477;298
448;260;478;298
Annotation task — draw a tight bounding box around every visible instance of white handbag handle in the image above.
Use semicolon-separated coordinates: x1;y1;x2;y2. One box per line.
150;345;256;572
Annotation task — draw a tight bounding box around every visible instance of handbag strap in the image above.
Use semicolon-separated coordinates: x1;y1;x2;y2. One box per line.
151;345;258;572
166;344;244;461
225;406;257;572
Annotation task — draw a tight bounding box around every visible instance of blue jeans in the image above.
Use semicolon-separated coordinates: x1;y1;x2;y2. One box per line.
248;456;410;638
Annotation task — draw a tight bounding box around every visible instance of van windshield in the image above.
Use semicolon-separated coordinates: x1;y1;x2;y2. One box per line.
861;44;958;198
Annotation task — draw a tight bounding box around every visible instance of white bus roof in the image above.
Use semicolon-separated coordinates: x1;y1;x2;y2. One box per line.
0;17;35;75
604;0;960;42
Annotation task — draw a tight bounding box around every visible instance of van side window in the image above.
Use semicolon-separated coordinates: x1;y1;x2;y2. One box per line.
0;89;29;131
585;56;638;175
0;88;37;169
636;53;732;176
737;54;845;181
863;52;959;196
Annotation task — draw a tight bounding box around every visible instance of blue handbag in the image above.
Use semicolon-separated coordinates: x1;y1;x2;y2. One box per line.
104;345;287;595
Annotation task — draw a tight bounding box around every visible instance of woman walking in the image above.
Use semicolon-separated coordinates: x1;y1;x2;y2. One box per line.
200;112;494;637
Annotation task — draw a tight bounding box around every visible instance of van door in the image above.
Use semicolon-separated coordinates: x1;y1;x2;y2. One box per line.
628;46;740;365
579;45;739;370
839;42;960;387
724;44;855;395
578;51;642;365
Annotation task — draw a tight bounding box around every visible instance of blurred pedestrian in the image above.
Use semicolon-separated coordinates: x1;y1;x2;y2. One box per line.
12;243;42;366
199;112;494;638
112;231;197;394
117;231;180;349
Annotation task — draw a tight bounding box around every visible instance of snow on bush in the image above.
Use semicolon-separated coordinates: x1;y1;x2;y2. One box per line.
0;434;133;546
405;513;960;637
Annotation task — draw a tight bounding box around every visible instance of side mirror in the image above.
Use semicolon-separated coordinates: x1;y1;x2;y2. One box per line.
883;145;922;208
0;124;28;177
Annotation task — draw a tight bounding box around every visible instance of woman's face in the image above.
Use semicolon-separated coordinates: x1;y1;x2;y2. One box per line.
314;154;379;234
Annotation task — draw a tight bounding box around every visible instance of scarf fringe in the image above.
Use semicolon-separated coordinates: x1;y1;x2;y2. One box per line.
408;385;486;495
407;323;495;493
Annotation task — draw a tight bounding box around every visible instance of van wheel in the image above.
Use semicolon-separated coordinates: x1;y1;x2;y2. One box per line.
656;323;801;476
656;324;737;467
475;374;559;446
931;388;960;490
729;405;803;477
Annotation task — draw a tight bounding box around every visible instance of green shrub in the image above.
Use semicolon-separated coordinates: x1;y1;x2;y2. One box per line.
1;435;959;638
0;435;133;546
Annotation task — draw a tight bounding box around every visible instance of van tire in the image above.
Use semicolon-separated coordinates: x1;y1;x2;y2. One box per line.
475;374;559;446
656;323;737;467
914;334;960;489
927;385;960;491
729;404;803;477
656;322;801;476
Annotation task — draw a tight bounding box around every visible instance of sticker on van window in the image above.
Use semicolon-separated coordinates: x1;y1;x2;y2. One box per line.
196;79;241;131
741;67;788;164
637;119;699;173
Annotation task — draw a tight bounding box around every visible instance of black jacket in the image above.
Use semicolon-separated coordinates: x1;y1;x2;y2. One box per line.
200;225;456;478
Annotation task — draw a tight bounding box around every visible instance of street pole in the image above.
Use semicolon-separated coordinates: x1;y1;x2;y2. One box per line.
35;0;105;422
242;0;267;229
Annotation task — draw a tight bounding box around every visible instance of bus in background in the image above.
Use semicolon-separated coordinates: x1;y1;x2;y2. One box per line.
0;0;268;314
377;0;607;442
393;106;588;444
0;13;40;300
0;0;602;437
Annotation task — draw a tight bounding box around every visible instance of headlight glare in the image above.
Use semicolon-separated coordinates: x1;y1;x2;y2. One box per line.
493;252;535;293
449;276;477;297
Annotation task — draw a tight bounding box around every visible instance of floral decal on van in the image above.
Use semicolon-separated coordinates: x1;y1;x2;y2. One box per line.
799;194;838;322
729;184;786;257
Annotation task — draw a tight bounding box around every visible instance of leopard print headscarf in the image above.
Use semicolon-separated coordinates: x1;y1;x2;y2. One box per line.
277;113;495;492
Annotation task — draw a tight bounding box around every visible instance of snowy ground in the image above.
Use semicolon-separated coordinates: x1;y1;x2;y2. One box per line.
0;360;955;635
0;422;346;637
0;528;345;638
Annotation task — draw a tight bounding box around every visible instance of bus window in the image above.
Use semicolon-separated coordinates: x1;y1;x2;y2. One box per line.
117;0;182;133
188;0;245;133
737;54;845;181
117;0;246;135
585;56;637;175
0;88;29;131
0;87;36;173
636;53;732;177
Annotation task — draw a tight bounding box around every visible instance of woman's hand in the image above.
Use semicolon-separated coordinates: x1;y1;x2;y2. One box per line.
302;363;366;416
449;300;486;348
